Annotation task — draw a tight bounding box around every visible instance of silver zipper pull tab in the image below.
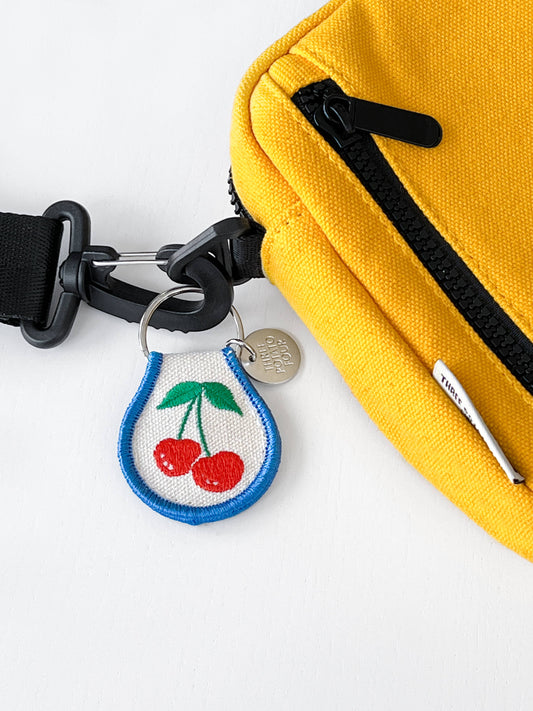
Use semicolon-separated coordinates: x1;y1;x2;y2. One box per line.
433;360;524;485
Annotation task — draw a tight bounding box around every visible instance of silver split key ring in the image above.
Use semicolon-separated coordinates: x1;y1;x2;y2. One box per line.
139;285;251;360
139;285;301;384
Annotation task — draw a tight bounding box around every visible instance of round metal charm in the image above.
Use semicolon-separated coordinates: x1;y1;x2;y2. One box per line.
241;329;301;384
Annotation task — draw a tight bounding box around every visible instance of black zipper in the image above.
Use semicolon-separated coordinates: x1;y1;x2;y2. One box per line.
228;169;253;220
292;79;533;396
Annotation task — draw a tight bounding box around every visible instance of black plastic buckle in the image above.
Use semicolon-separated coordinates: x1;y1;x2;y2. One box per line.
21;201;260;348
21;201;90;348
156;217;258;286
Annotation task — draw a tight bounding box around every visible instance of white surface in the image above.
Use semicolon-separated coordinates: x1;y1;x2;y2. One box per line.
1;2;532;710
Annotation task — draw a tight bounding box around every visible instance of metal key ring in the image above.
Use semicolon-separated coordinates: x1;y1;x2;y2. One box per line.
139;286;245;358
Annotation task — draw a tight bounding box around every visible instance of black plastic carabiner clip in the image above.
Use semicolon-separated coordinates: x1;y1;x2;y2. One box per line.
75;245;234;333
21;201;263;347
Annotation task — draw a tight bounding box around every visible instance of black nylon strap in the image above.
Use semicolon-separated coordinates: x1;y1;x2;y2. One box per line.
231;230;265;280
0;212;63;326
227;171;265;280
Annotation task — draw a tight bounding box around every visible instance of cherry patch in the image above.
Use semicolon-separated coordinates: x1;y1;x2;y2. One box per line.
153;379;244;492
119;348;282;525
153;438;201;477
192;451;245;492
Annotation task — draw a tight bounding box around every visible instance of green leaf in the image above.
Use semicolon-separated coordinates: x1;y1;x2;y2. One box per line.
202;382;243;415
157;381;202;410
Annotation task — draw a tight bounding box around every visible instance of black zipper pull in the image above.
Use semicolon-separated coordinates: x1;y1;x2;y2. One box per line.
313;91;442;149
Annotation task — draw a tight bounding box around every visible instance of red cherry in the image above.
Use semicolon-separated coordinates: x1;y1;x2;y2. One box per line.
153;438;201;477
192;451;245;492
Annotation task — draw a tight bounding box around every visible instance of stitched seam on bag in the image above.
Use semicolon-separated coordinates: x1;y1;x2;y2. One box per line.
269;201;305;235
260;202;305;277
267;204;533;496
290;45;358;93
290;44;533;340
267;199;451;397
251;5;345;97
244;0;351;152
265;78;533;409
240;0;352;228
267;205;436;375
260;200;304;277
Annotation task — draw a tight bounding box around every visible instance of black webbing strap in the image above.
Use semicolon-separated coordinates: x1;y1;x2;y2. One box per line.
231;230;265;281
0;212;63;326
227;171;265;281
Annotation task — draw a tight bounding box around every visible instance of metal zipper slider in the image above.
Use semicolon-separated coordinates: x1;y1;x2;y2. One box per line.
313;92;442;149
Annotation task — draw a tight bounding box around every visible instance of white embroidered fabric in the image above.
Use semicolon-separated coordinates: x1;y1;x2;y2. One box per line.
131;351;267;507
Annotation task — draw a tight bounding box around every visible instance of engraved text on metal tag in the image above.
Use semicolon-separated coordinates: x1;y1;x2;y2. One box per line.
241;329;301;385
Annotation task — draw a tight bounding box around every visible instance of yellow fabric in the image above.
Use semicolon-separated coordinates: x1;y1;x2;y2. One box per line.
230;0;533;561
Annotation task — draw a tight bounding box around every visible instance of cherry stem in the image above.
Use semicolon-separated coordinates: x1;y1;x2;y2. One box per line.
177;398;196;440
196;394;210;457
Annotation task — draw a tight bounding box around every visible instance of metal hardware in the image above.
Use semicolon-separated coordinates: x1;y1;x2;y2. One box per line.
241;328;301;384
139;285;245;358
92;252;167;267
226;338;257;362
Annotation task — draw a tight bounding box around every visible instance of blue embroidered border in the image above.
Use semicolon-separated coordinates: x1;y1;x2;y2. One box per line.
117;348;282;525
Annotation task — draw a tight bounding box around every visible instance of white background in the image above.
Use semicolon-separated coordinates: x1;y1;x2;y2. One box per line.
1;2;532;709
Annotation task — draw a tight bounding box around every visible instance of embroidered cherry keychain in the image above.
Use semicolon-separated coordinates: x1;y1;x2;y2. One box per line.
118;286;298;524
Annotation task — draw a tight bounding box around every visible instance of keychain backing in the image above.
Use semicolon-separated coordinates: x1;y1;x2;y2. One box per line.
118;286;283;524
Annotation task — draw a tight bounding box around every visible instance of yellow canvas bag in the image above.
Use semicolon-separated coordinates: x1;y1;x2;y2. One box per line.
230;0;533;560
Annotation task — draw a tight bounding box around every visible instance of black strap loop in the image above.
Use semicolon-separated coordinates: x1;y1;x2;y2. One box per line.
0;212;63;326
230;231;265;281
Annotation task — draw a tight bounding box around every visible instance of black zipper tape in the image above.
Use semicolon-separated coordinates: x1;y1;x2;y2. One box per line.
227;169;265;280
293;79;533;396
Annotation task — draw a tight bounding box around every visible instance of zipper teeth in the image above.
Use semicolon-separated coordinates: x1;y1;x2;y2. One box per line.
228;169;252;220
293;80;533;394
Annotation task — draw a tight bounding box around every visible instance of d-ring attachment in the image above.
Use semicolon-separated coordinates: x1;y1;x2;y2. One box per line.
139;286;245;358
